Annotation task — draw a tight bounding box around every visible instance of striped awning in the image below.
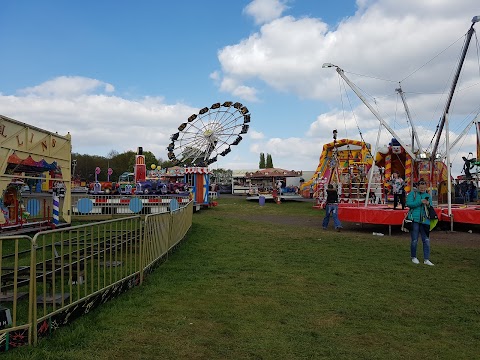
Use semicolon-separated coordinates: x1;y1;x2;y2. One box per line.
185;167;211;174
7;153;59;173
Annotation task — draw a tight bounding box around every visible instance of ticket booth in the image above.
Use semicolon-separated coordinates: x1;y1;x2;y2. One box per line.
184;167;211;207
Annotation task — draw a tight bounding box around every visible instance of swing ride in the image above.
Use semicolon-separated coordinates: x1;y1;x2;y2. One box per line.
166;101;251;207
306;15;480;230
299;135;374;206
167;101;250;167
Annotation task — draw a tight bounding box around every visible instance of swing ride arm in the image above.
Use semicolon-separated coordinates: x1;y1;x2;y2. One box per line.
322;63;417;159
396;87;423;152
447;113;480;155
430;16;479;162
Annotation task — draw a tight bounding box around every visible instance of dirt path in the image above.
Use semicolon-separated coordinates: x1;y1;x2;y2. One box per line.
234;212;480;249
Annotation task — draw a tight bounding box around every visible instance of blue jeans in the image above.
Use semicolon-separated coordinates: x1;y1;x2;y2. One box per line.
410;222;430;260
322;204;342;229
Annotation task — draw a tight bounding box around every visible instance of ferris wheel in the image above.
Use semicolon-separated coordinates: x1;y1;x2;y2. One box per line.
167;101;251;166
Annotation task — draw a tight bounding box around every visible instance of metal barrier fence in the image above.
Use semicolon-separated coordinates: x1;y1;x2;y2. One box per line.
0;235;35;348
0;201;193;351
142;200;193;274
71;193;191;220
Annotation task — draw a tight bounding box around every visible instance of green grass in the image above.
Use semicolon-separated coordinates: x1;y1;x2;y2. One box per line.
4;197;480;359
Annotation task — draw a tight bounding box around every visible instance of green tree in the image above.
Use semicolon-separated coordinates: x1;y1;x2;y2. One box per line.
106;150;121;182
71;153;93;181
259;153;265;169
89;155;109;181
71;148;179;183
110;150;136;179
266;153;274;168
159;159;177;169
143;151;159;170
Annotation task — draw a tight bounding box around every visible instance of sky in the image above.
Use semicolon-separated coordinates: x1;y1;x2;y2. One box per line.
1;0;479;177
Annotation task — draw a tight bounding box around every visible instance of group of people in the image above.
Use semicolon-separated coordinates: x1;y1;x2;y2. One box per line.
454;179;477;202
321;172;435;266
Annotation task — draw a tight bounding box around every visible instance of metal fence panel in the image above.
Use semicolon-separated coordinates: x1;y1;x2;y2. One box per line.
0;199;193;351
0;235;35;350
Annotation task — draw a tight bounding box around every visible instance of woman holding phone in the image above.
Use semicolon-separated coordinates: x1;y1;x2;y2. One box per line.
405;179;434;266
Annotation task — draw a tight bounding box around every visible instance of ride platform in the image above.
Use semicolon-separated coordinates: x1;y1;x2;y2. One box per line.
336;202;480;234
246;193;303;201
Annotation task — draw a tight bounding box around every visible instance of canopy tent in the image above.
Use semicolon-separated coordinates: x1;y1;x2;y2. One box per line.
5;153;59;174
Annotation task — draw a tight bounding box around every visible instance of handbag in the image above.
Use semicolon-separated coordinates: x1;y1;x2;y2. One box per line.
426;204;439;231
401;211;413;232
427;205;438;220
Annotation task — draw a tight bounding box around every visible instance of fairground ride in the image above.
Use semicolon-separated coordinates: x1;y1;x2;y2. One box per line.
322;15;480;227
167;101;251;167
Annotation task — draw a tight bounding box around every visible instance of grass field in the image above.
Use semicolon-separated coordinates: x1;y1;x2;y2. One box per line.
5;196;480;359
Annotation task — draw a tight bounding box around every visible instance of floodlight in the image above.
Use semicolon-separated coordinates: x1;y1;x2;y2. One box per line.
472;15;480;23
322;63;336;68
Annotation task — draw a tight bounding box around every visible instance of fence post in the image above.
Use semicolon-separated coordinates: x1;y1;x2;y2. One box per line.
30;235;38;345
139;218;145;285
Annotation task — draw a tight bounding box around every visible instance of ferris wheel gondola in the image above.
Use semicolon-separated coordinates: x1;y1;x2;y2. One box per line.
167;101;251;166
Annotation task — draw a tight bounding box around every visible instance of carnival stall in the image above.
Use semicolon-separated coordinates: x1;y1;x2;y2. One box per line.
245;168;303;201
0;114;71;232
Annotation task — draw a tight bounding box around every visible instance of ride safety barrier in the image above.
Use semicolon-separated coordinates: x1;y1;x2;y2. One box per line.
0;201;193;352
71;193;191;220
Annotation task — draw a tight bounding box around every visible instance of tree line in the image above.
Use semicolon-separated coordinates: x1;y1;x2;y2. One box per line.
72;150;175;183
72;150;275;184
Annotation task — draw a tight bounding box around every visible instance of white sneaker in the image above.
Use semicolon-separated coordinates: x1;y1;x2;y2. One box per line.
424;260;434;266
411;257;420;264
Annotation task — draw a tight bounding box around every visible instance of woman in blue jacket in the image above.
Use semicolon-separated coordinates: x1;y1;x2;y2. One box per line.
405;179;434;266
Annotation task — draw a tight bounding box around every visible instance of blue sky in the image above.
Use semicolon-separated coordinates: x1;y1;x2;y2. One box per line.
1;0;479;177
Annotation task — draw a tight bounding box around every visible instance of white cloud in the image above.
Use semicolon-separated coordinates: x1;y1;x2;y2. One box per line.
219;76;260;102
244;0;289;25
209;71;221;81
231;85;259;102
0;77;196;159
219;1;479;102
19;76;115;98
217;16;329;100
249;130;265;139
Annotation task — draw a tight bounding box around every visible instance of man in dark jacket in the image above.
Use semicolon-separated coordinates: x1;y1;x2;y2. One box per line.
322;184;342;231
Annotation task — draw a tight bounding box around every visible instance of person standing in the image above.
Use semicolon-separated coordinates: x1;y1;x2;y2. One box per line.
405;179;434;266
322;184;342;231
276;180;283;195
389;172;405;209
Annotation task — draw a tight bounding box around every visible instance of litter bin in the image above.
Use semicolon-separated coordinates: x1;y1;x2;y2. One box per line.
259;195;265;206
